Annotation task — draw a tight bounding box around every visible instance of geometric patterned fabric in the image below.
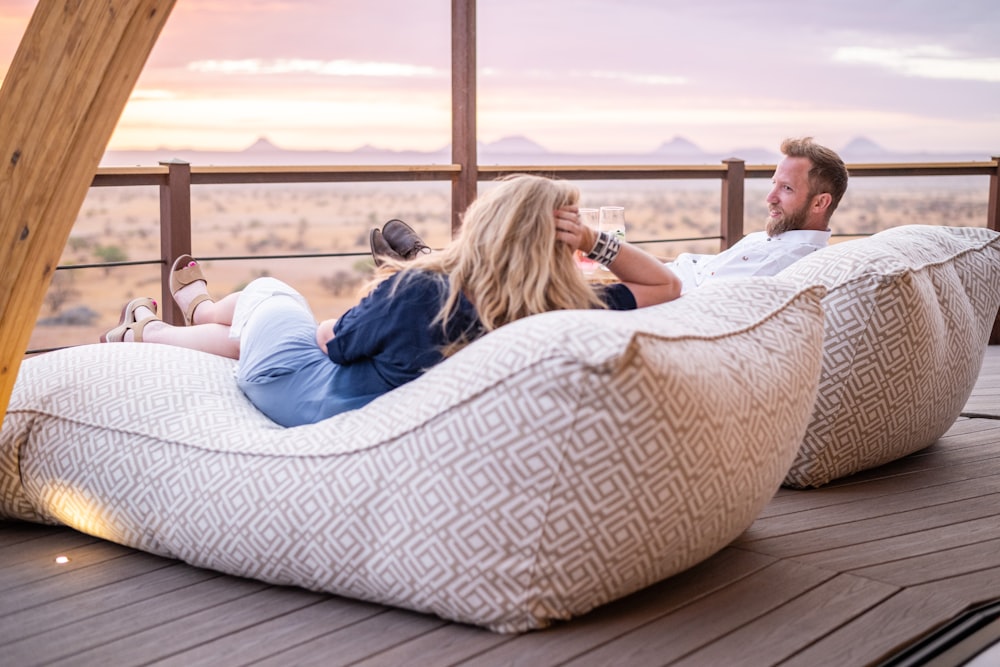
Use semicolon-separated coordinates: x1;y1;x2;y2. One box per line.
779;224;1000;488
0;279;825;632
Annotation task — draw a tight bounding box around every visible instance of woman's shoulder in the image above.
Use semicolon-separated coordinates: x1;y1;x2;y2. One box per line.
379;268;450;304
595;282;638;310
390;267;448;290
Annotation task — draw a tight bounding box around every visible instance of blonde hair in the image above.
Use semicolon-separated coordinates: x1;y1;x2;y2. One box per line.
374;174;605;355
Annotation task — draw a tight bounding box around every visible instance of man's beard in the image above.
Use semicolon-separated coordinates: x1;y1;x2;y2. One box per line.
766;200;810;236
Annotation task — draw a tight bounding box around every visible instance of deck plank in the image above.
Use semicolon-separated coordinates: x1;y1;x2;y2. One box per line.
250;608;450;667
0;528;98;570
0;561;218;644
45;583;320;666
0;548;178;608
795;514;1000;571
740;483;1000;556
671;573;898;667
555;558;838;666
781;587;969;667
155;595;391;666
4;575;268;666
783;567;1000;667
449;549;776;667
758;440;1000;521
849;536;1000;587
342;620;514;667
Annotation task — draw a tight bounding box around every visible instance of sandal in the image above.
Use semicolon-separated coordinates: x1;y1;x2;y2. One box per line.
100;297;159;343
170;254;214;325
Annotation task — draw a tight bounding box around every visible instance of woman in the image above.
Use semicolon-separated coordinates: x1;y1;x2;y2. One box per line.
102;175;680;426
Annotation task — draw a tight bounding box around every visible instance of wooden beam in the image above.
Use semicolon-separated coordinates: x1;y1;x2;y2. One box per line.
720;158;746;251
451;0;477;237
0;1;176;421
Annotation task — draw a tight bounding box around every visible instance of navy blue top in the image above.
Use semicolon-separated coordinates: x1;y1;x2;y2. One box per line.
325;270;636;396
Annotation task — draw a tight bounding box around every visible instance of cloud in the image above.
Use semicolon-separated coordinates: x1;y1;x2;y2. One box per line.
186;58;445;78
833;45;1000;83
479;66;687;87
7;0;997;153
584;70;688;86
130;89;176;101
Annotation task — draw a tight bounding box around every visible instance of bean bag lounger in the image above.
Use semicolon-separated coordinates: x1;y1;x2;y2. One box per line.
779;224;1000;488
0;278;825;632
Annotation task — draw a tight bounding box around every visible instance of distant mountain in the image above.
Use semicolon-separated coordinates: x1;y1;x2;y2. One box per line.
349;143;398;155
840;136;891;158
100;133;992;168
651;136;704;156
483;135;548;154
242;136;283;153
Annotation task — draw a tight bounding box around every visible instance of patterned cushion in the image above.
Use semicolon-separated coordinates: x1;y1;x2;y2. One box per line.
0;279;825;633
779;225;1000;488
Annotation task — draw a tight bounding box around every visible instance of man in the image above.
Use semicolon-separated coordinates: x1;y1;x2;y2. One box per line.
667;137;849;293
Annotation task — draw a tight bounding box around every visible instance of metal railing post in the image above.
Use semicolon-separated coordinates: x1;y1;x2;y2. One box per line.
451;0;477;237
159;159;192;326
721;158;745;250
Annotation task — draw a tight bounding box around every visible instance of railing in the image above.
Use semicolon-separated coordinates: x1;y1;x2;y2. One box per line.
74;157;1000;347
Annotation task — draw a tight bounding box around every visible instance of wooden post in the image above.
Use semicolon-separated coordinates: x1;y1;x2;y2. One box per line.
0;1;176;421
720;158;746;250
451;0;477;237
159;159;192;326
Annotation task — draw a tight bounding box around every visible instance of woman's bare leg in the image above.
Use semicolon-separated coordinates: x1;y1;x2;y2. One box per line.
126;303;241;358
190;291;240;326
172;274;240;326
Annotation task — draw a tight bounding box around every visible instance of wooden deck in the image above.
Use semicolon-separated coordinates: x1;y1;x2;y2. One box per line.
2;347;998;667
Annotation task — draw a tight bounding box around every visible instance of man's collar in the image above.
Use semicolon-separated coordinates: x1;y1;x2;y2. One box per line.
768;228;832;243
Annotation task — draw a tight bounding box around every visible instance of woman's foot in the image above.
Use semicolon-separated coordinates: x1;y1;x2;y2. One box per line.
170;254;214;325
100;297;161;343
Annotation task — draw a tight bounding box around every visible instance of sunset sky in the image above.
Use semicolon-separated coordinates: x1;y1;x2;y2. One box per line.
2;0;999;155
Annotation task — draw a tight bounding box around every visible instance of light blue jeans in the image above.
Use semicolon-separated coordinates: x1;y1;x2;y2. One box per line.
233;280;386;427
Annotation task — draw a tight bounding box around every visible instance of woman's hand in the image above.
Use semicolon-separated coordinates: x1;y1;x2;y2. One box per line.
554;206;596;253
316;318;337;354
555;204;680;307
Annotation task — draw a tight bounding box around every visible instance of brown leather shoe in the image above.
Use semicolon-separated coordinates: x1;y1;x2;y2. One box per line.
381;219;431;260
370;228;404;267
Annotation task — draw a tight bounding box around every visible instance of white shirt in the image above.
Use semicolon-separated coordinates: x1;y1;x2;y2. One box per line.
667;229;831;294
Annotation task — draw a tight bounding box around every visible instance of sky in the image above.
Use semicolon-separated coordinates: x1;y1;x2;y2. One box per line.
1;0;999;155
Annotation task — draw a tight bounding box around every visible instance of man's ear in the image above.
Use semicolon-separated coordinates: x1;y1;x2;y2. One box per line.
812;192;832;213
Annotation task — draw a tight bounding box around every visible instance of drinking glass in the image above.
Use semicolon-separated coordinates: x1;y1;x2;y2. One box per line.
599;206;626;241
